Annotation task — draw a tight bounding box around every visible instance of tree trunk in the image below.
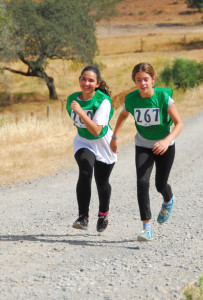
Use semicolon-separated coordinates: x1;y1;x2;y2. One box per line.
46;76;58;99
4;55;59;99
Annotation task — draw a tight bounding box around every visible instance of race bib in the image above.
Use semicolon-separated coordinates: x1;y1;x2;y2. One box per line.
71;109;93;128
134;108;160;126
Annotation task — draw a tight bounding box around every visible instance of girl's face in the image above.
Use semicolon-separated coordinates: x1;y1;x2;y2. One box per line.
79;71;100;99
134;71;155;98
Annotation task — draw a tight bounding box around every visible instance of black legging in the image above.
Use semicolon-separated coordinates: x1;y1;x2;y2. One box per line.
74;148;115;217
136;144;175;221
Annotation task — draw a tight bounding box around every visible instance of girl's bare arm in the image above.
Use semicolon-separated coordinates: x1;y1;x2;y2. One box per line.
71;101;102;136
153;104;183;155
110;109;130;153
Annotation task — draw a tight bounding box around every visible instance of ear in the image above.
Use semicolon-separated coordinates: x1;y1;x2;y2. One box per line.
96;81;101;88
152;76;156;84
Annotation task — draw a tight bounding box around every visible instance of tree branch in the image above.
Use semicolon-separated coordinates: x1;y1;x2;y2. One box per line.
1;67;31;76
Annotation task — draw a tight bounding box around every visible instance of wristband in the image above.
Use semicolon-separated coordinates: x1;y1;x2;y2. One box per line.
112;135;118;140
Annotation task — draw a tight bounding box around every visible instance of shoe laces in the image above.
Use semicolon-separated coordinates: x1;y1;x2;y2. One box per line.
78;215;88;221
160;207;169;217
139;229;152;238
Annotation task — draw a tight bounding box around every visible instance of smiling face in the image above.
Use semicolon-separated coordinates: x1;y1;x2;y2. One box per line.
79;70;100;100
134;71;155;98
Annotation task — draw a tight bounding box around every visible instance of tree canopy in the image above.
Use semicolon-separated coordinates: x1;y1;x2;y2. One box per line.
0;1;15;58
0;0;120;99
186;0;203;10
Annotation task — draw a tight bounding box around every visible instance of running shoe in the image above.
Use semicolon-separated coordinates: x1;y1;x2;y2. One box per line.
97;213;109;232
157;198;174;224
72;215;88;230
137;228;153;241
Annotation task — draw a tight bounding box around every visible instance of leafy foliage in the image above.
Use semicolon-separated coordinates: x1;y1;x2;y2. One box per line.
186;0;203;9
3;0;97;64
0;0;120;99
0;1;16;58
158;58;203;91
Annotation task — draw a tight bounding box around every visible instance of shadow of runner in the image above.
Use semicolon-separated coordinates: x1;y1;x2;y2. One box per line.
0;234;139;249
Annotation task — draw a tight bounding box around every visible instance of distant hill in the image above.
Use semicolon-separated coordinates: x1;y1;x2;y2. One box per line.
99;0;203;25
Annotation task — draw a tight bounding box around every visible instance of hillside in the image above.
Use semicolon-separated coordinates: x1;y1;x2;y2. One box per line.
101;0;203;25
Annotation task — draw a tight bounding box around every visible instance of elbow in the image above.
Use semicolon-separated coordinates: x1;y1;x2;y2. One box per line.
92;125;103;137
174;120;183;134
93;129;102;137
92;132;100;137
179;121;183;132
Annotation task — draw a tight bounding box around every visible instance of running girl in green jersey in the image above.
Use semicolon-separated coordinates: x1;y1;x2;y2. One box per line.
66;66;117;232
110;62;183;241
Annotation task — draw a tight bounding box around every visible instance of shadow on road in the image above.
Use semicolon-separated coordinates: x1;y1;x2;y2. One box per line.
0;234;140;249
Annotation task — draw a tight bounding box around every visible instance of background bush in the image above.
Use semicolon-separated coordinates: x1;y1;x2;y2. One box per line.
157;58;203;91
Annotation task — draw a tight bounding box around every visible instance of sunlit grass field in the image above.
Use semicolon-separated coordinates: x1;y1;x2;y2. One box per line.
0;34;203;185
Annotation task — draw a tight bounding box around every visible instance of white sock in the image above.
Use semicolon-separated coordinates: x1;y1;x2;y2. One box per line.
164;197;173;206
143;223;151;231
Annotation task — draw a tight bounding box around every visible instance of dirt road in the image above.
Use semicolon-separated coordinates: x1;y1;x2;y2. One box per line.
0;110;202;299
96;23;203;37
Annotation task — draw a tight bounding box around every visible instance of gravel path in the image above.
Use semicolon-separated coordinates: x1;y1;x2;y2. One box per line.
96;23;203;37
0;111;202;300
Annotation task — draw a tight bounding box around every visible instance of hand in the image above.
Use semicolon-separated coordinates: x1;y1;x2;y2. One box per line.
110;139;118;153
153;139;170;155
70;101;84;116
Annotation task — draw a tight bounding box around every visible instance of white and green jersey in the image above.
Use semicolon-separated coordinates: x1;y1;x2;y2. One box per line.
67;90;113;140
66;90;117;164
124;87;174;148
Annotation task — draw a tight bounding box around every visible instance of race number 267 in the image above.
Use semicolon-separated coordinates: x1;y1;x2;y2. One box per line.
134;108;160;126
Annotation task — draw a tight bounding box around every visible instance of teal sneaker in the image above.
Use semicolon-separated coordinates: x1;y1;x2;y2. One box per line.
137;228;153;241
157;197;174;224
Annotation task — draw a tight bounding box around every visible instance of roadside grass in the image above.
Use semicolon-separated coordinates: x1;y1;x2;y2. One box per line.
0;110;76;184
178;277;203;300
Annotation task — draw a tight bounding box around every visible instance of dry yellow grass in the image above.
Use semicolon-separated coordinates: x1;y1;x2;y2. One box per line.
95;49;203;100
97;32;203;55
0;112;75;183
2;47;203;102
1;34;203;185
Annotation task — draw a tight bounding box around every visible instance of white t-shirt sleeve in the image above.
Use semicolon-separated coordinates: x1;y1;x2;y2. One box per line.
168;96;174;108
123;103;127;111
93;99;111;126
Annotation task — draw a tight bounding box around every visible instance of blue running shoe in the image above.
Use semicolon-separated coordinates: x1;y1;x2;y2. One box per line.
157;197;174;224
137;228;153;241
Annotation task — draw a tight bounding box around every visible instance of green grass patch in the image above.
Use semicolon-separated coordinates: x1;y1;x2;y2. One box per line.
183;277;203;300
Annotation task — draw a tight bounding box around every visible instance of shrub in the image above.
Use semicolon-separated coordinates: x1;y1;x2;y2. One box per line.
159;66;173;85
158;58;203;91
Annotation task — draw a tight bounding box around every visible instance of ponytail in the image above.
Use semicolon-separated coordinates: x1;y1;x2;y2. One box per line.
96;80;111;97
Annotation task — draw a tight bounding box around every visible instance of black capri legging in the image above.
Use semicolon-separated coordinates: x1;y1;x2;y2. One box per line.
136;144;175;221
74;148;115;217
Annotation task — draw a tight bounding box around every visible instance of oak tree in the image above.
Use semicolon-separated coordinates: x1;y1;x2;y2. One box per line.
0;0;120;99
